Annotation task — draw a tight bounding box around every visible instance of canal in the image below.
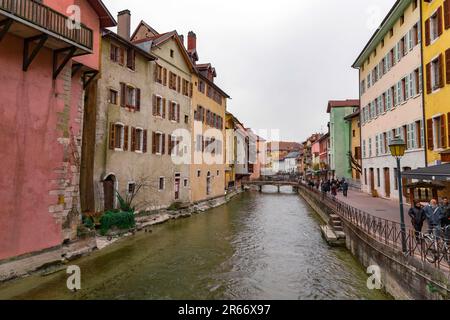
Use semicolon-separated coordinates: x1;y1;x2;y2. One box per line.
0;189;390;300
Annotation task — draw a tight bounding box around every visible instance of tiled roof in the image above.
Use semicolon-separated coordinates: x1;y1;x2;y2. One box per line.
327;99;360;113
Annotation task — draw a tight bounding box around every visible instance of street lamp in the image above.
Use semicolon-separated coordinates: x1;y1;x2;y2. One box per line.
389;137;407;253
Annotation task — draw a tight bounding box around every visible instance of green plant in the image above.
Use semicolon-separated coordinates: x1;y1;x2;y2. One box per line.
83;217;94;229
100;211;136;236
167;202;183;211
117;191;135;213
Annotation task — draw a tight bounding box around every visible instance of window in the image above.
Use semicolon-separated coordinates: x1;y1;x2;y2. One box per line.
431;57;442;91
184;179;188;188
430;10;441;42
109;89;118;104
433;115;447;149
114;124;125;150
182;79;190;96
400;15;404;26
159;177;165;191
155;64;163;84
132;128;146;152
217;170;220;176
185;115;189;124
169;72;177;90
197;170;201;177
126;48;135;70
169;101;180;122
368;138;372;157
152;132;165;155
170;49;174;58
120;83;140;110
110;44;120;62
127;182;136;195
153;95;165;117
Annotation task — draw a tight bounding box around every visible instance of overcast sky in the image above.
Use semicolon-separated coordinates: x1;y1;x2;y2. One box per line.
103;0;395;142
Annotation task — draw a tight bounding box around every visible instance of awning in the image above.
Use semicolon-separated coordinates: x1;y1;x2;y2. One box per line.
402;163;450;181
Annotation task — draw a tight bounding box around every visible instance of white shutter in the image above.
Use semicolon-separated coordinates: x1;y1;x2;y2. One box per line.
405;76;410;100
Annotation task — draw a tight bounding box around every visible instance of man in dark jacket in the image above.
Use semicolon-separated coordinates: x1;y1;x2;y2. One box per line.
440;197;450;241
408;200;426;239
425;199;445;237
342;180;349;197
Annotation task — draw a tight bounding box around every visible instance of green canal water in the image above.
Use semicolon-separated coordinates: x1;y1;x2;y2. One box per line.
0;189;390;300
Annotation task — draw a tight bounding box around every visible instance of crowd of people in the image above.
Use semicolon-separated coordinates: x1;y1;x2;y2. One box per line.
408;197;450;240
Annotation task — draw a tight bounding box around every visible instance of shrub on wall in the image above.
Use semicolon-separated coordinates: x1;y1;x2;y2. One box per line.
100;211;136;236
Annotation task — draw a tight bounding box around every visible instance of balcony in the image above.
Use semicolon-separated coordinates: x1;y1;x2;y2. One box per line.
0;0;93;52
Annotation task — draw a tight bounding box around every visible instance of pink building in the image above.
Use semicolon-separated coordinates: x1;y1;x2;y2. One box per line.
0;0;115;263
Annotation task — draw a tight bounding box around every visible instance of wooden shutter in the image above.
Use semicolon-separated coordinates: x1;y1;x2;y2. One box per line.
438;6;444;37
109;123;115;150
163;68;167;86
110;44;115;61
162;98;166;118
425;18;431;46
162;134;166;155
169;101;173;120
448;112;450;147
445;0;450;29
168;135;173;155
189;83;193;97
120;82;126;107
152;132;157;154
446;49;450;84
152;95;157;115
154;64;158;82
441;115;447;148
426;63;432;94
136;88;141;111
131;127;136;152
143;130;148;153
177;76;181;93
123;126;129;151
177;104;180;123
119;47;125;65
427;119;434;150
439;54;445;88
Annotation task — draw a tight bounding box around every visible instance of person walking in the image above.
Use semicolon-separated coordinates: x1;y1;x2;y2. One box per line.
440;197;450;241
342;180;349;197
408;200;426;240
331;182;337;197
424;199;445;237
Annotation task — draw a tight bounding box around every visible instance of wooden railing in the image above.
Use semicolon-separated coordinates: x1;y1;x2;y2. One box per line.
0;0;93;49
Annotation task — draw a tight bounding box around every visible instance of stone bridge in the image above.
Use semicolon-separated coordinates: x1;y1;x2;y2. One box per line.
243;180;300;193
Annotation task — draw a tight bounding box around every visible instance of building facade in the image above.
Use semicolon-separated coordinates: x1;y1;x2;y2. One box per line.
327;100;359;180
353;0;425;201
130;16;195;208
91;23;159;214
422;0;450;166
345;109;362;186
0;0;115;261
187;32;229;203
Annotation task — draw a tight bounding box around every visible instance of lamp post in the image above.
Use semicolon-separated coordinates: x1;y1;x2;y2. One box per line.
389;137;407;253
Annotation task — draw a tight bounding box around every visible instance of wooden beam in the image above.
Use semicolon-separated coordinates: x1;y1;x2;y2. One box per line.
0;19;13;42
53;46;77;79
82;70;99;89
71;63;83;78
23;34;48;71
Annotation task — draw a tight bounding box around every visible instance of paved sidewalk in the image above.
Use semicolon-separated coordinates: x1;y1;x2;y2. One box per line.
331;189;416;229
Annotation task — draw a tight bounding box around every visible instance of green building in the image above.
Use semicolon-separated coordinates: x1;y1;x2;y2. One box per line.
327;100;360;180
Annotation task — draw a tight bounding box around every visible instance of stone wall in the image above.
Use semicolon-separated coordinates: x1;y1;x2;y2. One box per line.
298;187;450;300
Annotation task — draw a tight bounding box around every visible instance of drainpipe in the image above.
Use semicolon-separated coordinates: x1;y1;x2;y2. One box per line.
419;0;428;168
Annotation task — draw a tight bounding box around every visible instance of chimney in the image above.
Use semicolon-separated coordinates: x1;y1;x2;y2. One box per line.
187;31;196;51
117;10;131;40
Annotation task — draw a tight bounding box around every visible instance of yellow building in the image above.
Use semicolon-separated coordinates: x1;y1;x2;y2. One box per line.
187;32;230;202
404;0;450;199
422;0;450;165
344;109;362;184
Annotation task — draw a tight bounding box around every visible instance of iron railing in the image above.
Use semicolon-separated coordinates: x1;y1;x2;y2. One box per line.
0;0;93;49
299;183;450;272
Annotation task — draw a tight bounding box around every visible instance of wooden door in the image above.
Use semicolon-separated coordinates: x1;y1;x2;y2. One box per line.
370;168;375;193
384;168;390;198
103;179;114;211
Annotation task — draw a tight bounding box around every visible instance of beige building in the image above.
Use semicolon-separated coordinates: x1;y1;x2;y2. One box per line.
353;0;425;202
92;11;195;212
186;32;230;203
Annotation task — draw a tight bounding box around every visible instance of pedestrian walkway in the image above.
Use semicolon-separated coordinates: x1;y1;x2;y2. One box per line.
333;189;415;229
